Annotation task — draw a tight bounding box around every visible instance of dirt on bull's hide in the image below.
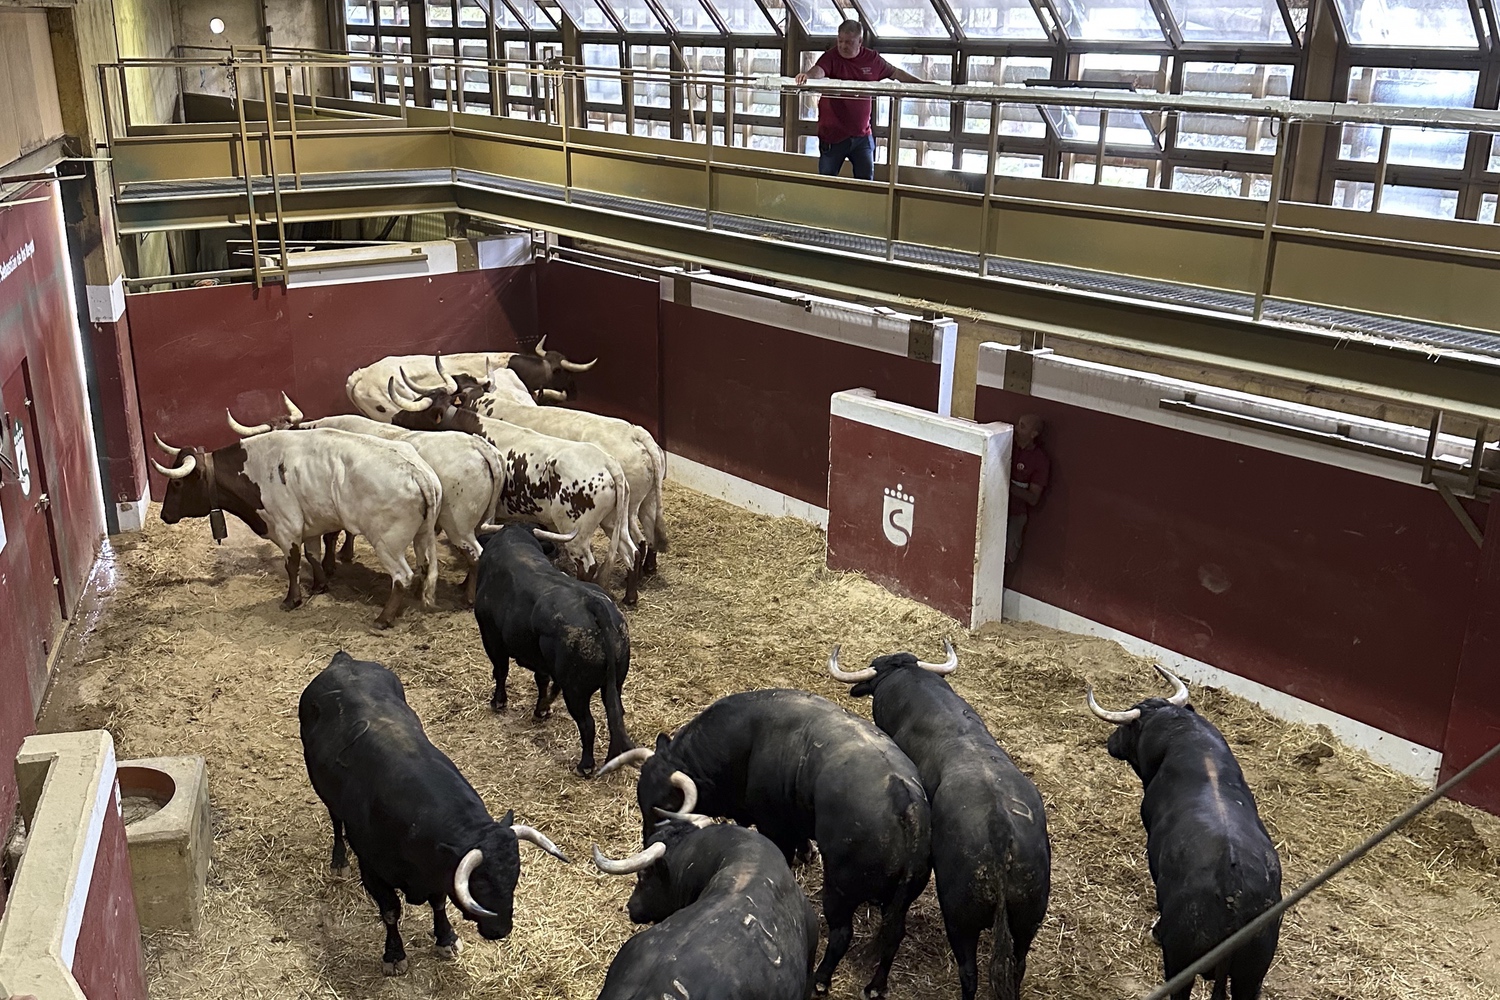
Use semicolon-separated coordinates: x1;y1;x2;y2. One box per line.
35;482;1500;1000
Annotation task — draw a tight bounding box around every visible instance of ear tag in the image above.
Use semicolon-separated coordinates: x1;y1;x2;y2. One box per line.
210;508;228;543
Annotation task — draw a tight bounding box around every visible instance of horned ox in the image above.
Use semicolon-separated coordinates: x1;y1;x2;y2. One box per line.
227;396;505;604
599;689;932;999
593;814;818;1000
346;337;594;420
1088;666;1282;1000
300;652;568;975
400;375;668;604
832;642;1051;1000
151;428;439;627
386;377;637;591
475;524;633;776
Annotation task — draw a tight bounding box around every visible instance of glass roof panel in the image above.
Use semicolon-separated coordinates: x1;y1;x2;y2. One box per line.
859;0;950;38
659;0;722;31
785;0;846;34
1042;105;1160;148
555;0;617;28
1331;0;1477;47
942;0;1047;39
505;0;561;27
599;0;669;30
1165;0;1290;43
705;0;777;33
1052;0;1166;40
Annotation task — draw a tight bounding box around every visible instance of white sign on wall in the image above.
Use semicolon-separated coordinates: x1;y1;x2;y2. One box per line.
12;420;30;496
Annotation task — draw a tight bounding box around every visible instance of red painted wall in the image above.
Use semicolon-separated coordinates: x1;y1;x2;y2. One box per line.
974;385;1477;751
1439;498;1500;811
126;266;539;497
535;260;661;438
0;186;106;872
660;302;940;506
71;791;147;1000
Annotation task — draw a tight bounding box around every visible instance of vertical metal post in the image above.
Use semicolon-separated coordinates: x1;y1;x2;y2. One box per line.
559;65;572;204
230;61;264;288
1094;109;1109;185
98;65;123;208
886;94;901;261
1371;125;1392;213
725;76;735;144
705;81;715;230
398;54;409;123
624;66;636;133
978;99;1000;277
1251;115;1290;322
283;65;302;191
260;62;290;281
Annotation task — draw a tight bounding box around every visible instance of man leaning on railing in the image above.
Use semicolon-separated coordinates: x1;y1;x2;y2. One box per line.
794;19;927;181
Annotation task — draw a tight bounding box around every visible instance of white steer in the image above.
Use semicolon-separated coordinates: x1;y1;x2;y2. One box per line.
228;399;506;604
152;427;441;628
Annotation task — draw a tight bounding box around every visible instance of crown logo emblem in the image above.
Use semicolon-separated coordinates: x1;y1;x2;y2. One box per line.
881;483;915;547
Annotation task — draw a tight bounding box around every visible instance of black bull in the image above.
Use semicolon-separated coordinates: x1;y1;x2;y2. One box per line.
592;818;820;1000
474;525;633;776
1089;667;1282;1000
299;652;568;975
834;643;1052;1000
600;689;932;1000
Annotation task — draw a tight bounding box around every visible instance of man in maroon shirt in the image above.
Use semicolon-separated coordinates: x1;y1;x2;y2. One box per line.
794;20;926;180
1007;413;1050;565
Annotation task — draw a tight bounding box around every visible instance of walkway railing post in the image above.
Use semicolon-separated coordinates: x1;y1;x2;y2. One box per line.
979;98;1000;277
229;59;264;288
886;94;901;261
705;80;715;230
1252;114;1290;322
259;59;290;281
1371;125;1392;213
1094;109;1109;184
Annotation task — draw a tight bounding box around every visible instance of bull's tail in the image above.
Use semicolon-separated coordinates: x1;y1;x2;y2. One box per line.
989;903;1018;1000
590;597;633;757
417;476;442;607
603;458;636;572
639;431;669;553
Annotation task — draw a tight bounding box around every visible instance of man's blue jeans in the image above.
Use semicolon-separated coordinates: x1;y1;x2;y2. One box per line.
818;134;875;180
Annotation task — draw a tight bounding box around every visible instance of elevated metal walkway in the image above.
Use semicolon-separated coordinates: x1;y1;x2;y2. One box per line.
102;57;1500;419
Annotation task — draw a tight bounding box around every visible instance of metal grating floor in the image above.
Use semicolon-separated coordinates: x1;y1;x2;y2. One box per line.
121;168;1500;361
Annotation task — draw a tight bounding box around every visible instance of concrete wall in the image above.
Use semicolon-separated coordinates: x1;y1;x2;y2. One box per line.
113;0;180;126
0;11;66;170
173;0;335;102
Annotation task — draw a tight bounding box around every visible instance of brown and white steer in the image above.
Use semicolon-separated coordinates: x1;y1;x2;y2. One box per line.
228;399;506;604
151;428;441;627
388;379;636;593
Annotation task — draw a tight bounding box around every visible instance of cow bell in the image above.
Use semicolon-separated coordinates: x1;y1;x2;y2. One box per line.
209;508;228;543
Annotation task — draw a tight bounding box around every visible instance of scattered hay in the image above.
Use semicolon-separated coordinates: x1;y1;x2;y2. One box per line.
40;482;1500;1000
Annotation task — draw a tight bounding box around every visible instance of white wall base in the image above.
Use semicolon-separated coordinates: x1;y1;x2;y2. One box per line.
1002;589;1443;786
666;452;828;528
115;483;150;534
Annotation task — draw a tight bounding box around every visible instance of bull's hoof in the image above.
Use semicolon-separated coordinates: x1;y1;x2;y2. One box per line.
490;697;507;713
863;988;887;1000
576;762;596;778
532;707;552;721
373;616;395;630
434;939;463;959
812;982;830;997
308;581;329;595
622;594;638;609
280;596;304;611
382;959;409;977
330;854;348;871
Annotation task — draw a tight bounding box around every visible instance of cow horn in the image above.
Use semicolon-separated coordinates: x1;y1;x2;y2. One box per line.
669;771;698;813
917;638;958;675
596;747;653;776
539;389;568;402
652;808;714;829
558;355;598;373
1157;665;1190;707
533;335;547;358
435;354;458;393
153;433;181;458
151;453;197;479
389;375;433;412
226;408;271;437
400;366;432;394
281;392;304;424
591;841;666;876
531;526;580;544
1086;688;1141;726
511;824;571;863
453;848;499;918
827;645;877;684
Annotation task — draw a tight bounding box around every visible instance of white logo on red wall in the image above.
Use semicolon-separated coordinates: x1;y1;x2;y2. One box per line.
882;484;914;547
11;421;30;496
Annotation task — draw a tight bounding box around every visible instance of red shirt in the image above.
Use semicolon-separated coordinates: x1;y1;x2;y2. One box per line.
1012;444;1050;502
814;47;897;144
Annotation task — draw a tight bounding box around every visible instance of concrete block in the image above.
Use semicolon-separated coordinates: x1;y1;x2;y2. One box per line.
117;756;211;934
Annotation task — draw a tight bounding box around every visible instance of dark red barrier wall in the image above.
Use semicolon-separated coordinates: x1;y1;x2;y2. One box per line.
975;385;1477;751
536;260;660;438
661;303;940;506
72;788;146;1000
1440;498;1500;810
127;266;538;497
0;186;106;874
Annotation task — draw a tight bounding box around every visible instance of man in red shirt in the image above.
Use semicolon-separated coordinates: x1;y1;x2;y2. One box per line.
1007;413;1050;565
794;20;926;180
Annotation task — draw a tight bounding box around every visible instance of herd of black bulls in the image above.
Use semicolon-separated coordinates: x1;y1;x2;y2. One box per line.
297;524;1283;1000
